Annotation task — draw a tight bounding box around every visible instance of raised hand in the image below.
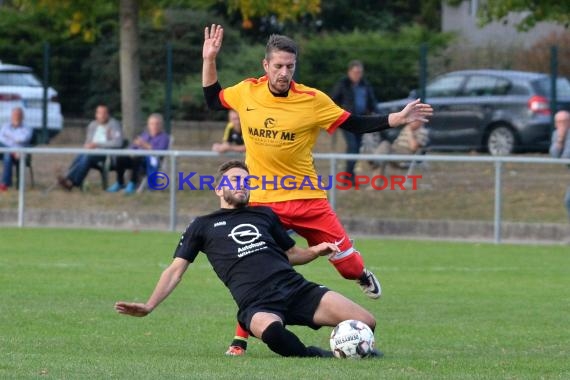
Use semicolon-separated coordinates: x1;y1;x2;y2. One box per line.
115;301;152;317
399;98;433;124
203;24;224;61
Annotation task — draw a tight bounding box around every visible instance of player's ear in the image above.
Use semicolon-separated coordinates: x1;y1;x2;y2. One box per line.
214;185;223;197
262;58;269;72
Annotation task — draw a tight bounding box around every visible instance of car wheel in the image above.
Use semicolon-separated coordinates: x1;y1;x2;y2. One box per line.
487;126;516;156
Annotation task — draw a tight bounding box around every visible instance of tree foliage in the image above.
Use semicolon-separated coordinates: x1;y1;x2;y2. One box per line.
447;0;570;31
0;6;93;115
318;0;441;32
11;0;117;42
227;0;320;23
0;0;455;121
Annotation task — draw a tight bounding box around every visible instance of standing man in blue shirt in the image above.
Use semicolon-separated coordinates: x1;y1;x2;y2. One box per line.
331;60;378;184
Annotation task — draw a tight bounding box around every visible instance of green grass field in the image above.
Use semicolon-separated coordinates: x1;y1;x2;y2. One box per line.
1;228;568;379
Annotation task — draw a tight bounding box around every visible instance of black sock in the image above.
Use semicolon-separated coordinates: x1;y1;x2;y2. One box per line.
230;338;247;350
261;321;313;357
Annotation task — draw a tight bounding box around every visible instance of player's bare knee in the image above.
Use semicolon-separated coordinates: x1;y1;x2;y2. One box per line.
364;314;376;332
355;308;376;331
250;312;283;338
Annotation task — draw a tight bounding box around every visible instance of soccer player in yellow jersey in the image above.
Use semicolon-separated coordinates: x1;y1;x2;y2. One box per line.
202;24;433;356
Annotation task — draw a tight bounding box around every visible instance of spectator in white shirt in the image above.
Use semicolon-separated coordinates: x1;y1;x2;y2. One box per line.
0;107;33;191
57;104;123;191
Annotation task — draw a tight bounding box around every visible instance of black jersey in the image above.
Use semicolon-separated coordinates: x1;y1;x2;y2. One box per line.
174;206;301;308
223;123;244;145
227;129;244;145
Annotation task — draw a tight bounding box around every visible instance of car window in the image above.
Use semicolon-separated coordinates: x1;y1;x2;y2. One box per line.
426;75;464;98
507;83;530;95
462;75;511;96
533;77;570;97
0;72;42;87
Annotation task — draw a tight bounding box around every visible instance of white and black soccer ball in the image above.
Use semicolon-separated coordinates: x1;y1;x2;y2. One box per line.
329;319;375;359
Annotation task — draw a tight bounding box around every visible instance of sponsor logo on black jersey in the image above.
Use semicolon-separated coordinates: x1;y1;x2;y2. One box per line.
228;223;262;245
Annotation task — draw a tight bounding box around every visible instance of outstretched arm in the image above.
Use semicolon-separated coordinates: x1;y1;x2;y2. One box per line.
286;242;340;266
202;24;224;87
388;98;433;126
115;258;190;317
340;99;433;134
202;24;228;110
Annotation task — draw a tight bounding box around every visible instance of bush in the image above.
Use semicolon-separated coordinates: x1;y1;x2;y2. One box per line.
297;26;452;101
517;31;570;78
173;25;452;118
428;30;570;82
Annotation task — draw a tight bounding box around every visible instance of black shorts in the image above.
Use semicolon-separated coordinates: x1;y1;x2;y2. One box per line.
237;279;329;334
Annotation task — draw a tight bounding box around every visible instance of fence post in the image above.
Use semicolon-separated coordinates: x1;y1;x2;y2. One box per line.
42;42;50;144
329;156;337;210
550;45;558;129
419;43;428;102
169;154;177;231
17;152;26;227
493;161;503;244
165;42;173;135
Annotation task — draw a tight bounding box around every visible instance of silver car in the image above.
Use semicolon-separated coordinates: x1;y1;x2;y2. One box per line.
376;69;570;155
0;61;63;143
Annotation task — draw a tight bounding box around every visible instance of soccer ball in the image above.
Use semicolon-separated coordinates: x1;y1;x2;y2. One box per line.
329;319;375;359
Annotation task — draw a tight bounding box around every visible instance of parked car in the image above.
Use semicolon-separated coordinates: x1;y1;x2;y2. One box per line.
0;61;63;143
376;69;570;155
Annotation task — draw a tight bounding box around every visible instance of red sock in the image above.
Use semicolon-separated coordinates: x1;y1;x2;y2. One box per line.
229;322;249;350
330;251;365;280
235;323;249;339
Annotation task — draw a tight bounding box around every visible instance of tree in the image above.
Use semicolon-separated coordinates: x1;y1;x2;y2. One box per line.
447;0;570;30
11;0;144;139
119;0;141;141
9;0;325;138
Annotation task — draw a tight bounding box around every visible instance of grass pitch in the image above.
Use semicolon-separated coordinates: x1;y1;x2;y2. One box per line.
1;228;568;379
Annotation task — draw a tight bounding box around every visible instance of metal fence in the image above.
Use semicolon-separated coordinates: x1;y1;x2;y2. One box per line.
2;41;570;143
2;146;569;243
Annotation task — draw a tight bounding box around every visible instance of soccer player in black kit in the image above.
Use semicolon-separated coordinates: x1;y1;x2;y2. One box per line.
115;160;379;358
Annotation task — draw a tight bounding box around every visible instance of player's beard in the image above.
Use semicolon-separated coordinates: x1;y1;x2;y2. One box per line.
271;76;291;94
223;189;249;208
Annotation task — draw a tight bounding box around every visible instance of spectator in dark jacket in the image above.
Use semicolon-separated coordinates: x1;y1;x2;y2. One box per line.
331;60;378;183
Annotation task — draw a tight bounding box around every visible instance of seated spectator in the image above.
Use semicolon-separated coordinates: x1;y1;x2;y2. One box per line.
367;120;429;177
57;104;123;191
107;113;170;195
550;110;570;221
212;110;245;153
0;107;33;191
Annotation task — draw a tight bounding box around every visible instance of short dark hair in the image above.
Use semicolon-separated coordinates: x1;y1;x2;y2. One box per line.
265;34;298;60
348;60;363;70
216;160;249;183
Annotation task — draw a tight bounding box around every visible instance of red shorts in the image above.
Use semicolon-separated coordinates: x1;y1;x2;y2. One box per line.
250;198;352;252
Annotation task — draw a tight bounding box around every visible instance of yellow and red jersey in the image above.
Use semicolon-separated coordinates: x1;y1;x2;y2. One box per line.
220;76;349;202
